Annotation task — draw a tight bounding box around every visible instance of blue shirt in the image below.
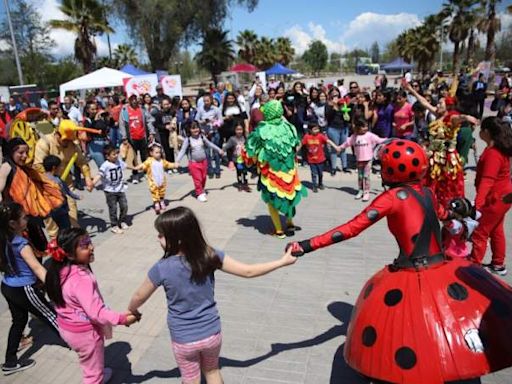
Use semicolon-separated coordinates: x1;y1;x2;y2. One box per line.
148;249;225;343
2;236;37;287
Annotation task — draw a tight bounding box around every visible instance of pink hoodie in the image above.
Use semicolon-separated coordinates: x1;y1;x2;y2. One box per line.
56;265;126;336
339;131;387;162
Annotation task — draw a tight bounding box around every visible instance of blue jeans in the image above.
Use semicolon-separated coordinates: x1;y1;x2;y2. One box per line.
110;127;120;148
88;139;108;169
207;131;221;176
327;126;348;170
309;163;324;187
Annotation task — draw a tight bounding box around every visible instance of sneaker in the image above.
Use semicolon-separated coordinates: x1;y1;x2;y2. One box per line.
103;367;113;383
215;174;221;179
110;226;124;234
197;193;208;202
343;168;352;174
208;173;214;179
362;192;370;202
132;179;139;185
120;222;130;230
272;231;286;239
313;186;318;193
354;190;363;200
484;263;507;276
167;170;173;175
330;169;336;176
154;203;161;215
318;184;325;190
2;359;36;375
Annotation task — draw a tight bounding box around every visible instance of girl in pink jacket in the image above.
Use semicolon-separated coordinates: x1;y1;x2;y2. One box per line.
45;228;139;384
339;118;387;201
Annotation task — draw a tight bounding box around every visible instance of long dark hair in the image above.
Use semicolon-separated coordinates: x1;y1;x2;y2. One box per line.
155;206;221;283
0;202;24;275
222;92;242;115
45;227;88;307
481;116;512;157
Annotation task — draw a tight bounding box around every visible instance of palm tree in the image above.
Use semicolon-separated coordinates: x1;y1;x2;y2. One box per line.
50;0;113;74
442;0;479;74
195;28;235;82
254;37;276;69
236;30;258;64
275;37;295;66
477;0;502;65
114;44;139;67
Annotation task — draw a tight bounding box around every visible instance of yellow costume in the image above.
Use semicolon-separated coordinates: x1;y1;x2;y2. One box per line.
140;157;176;202
33;127;92;237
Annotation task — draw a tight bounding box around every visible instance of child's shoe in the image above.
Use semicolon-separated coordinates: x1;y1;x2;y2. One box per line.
483;263;507;276
154;203;161;215
318;184;325;190
2;359;35;375
272;231;286;239
362;192;370;202
197;193;208;202
354;190;363;200
120;222;130;230
312;186;318;193
111;226;124;234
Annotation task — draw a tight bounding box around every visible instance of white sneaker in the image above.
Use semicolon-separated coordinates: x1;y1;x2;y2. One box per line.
110;226;124;234
132;179;139;185
103;367;113;383
354;190;363;200
167;170;173;175
120;222;130;230
197;193;208;202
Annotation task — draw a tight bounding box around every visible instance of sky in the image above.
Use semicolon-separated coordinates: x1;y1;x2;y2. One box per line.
1;0;512;59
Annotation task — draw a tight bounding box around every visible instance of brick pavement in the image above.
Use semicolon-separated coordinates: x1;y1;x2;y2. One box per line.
1;141;512;384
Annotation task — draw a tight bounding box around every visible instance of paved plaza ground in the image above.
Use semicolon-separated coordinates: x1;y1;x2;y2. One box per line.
1;130;512;383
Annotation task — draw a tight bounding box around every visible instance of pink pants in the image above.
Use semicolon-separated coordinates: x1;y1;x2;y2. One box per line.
172;332;222;383
60;327;104;384
189;159;208;196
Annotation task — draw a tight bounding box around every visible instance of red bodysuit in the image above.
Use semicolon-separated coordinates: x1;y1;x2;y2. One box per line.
298;182;512;384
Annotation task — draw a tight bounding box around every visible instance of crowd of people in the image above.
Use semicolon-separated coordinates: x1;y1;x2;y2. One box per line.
0;68;512;383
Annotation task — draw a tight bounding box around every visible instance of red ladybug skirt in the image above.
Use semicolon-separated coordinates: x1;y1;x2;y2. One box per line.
344;258;512;384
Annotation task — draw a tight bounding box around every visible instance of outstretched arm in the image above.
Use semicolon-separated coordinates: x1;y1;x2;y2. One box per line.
289;191;394;256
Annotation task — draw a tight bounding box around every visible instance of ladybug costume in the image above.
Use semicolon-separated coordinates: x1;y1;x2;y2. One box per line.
290;140;512;384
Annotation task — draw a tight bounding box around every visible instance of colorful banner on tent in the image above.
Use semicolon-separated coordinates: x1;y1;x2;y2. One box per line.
160;75;183;98
123;74;159;97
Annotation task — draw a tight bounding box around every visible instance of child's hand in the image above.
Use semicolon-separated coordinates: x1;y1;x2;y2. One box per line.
335;145;342;154
125;313;139;326
280;247;298;266
219;149;225;157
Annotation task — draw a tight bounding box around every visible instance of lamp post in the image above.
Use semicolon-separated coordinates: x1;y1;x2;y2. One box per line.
3;0;24;85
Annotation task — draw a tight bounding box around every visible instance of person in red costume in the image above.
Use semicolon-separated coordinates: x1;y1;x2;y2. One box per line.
470;117;512;275
288;139;512;384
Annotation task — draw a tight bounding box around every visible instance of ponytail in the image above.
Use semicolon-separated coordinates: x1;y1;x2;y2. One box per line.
45;228;88;307
0;203;24;275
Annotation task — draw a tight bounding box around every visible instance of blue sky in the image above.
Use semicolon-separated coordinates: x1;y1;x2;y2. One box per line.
2;0;512;58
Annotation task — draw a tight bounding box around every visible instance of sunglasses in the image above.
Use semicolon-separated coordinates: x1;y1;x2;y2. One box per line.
78;236;92;248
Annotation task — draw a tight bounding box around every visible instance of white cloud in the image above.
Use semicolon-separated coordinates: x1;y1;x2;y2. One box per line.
39;0;112;58
284;22;348;55
284;12;422;55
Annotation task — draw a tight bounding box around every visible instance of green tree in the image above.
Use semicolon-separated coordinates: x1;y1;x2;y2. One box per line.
328;52;342;72
50;0;113;74
254;37;277;68
303;40;328;76
477;0;502;65
236;29;258;64
113;44;138;67
442;0;480;74
195;28;235;82
275;37;295;66
370;41;380;63
113;0;258;71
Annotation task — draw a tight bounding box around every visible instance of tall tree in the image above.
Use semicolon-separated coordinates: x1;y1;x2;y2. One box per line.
477;0;502;65
113;44;138;67
50;0;113;74
195;28;234;82
275;37;295;66
370;41;380;63
236;29;258;64
303;40;328;76
254;37;276;68
113;0;258;71
442;0;480;74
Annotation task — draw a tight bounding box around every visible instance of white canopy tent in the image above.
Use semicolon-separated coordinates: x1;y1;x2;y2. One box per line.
59;67;133;100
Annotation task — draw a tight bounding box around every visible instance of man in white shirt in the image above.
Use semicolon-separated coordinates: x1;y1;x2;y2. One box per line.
61;96;83;124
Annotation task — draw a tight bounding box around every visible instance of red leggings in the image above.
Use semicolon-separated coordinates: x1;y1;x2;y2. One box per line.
189;160;208;196
471;199;511;266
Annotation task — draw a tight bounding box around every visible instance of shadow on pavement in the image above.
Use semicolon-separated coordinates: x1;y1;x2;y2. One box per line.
236;215;272;235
